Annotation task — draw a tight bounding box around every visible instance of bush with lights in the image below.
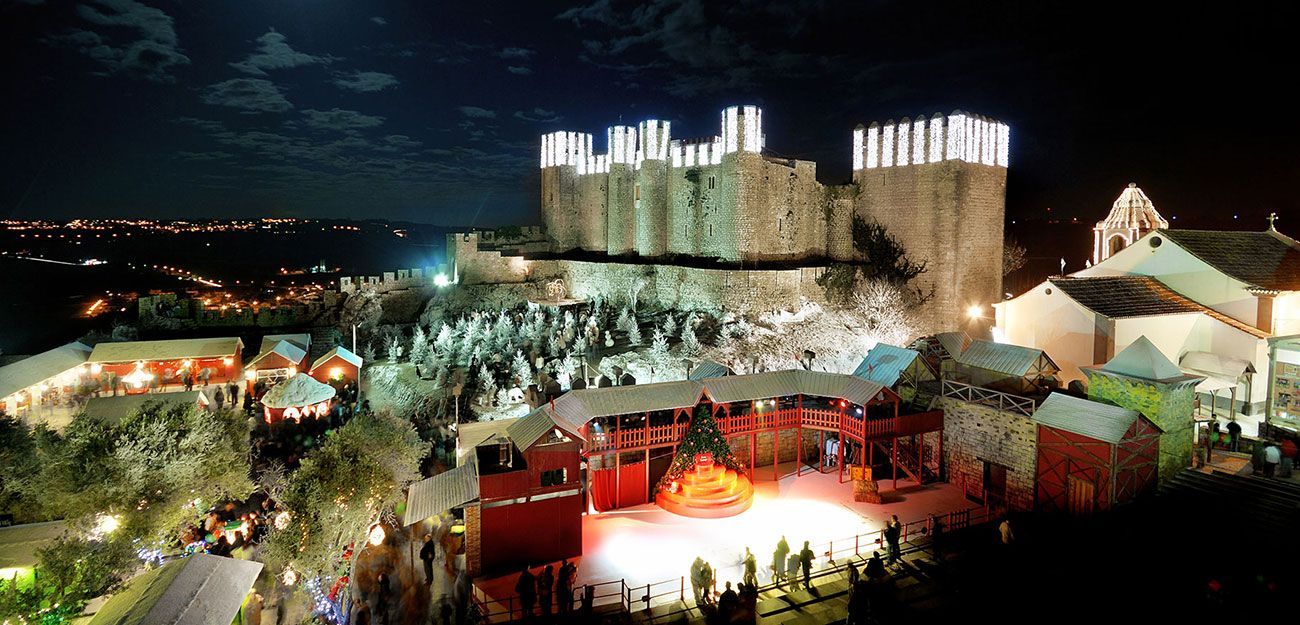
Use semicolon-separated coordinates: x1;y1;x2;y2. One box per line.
655;405;743;491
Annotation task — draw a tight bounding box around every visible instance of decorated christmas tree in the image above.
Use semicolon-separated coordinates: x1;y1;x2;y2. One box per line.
655;405;743;491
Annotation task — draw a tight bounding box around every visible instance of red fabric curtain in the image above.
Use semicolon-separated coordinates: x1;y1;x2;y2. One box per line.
619;461;647;508
591;467;618;512
590;462;648;512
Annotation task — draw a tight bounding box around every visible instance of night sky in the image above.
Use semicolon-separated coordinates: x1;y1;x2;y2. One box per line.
2;0;1295;229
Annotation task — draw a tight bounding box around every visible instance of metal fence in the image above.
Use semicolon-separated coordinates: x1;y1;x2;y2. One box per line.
468;504;997;623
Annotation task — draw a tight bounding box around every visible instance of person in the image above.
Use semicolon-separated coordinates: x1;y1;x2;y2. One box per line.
420;533;437;585
690;557;708;605
785;553;801;590
1208;419;1220;452
515;567;536;619
537;564;554;617
1263;443;1282;477
439;599;453;625
846;561;859;587
865;551;886;579
718;581;739;619
929;515;944;561
701;561;715;604
375;572;391;625
214;387;225;411
1226;418;1242;452
884;515;902;565
557;559;575;614
228;381;240;404
742;547;758;588
999;518;1015;546
798;541;815;590
773;536;790;585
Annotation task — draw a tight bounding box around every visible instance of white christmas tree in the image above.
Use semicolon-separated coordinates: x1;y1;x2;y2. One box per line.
680;313;701;356
650;329;671;371
661;313;678;338
409;325;430;366
386;335;404;363
512;349;534;389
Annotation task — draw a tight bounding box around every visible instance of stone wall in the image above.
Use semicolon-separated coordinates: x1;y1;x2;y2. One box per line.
728;429;799;467
934;396;1037;512
1085;372;1197;483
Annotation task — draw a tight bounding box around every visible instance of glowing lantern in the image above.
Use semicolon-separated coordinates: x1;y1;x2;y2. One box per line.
329;367;343;380
274;510;291;530
368;523;386;546
282;567;298;586
245;370;256;381
223;357;233;367
966;304;984;320
283;406;302;422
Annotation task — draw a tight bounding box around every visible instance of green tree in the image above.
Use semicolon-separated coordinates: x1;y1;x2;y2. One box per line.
817;215;929;305
656;405;743;490
262;411;428;578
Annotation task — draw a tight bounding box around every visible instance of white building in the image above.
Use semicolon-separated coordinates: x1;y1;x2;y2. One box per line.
997;221;1300;428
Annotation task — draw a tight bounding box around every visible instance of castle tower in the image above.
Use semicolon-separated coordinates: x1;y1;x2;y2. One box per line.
634;119;671;256
1092;183;1168;265
539;131;593;252
606;125;637;255
851;111;1009;336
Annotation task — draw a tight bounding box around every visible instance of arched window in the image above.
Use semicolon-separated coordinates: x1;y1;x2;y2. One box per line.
1107;234;1129;257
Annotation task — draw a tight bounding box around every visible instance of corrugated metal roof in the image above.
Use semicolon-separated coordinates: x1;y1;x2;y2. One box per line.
956;340;1051;377
702;369;891;407
310;345;364;372
1101;336;1184;381
935;332;971;359
507;405;582;450
0;341;91;399
852;344;921;387
688;360;733;381
89;554;263;625
1032;393;1140;444
551;381;705;428
89;337;244;364
403;462;480;525
458;418;518;452
82;391;208;424
259;333;310;354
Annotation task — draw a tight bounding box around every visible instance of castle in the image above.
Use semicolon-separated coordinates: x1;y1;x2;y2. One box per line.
453;105;1009;332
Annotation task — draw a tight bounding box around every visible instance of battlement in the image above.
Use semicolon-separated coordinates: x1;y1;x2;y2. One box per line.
852;111;1008;170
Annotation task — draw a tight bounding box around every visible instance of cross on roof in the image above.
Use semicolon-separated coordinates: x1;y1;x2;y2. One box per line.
1269;212;1279;231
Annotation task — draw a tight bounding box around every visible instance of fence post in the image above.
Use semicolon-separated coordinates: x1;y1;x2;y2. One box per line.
645;583;651;611
855;534;859;556
681;575;685;602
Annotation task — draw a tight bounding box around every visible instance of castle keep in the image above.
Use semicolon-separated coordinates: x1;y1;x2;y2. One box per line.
456;105;1009;332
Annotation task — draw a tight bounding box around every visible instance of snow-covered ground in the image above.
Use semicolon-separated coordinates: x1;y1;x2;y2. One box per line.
703;302;881;376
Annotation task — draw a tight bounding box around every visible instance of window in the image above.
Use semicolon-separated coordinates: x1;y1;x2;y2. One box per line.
708;224;713;237
708;176;716;189
635;184;641;200
541;468;568;486
778;219;783;232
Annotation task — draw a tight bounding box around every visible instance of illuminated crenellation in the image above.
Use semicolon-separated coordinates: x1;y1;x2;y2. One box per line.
851;112;1009;170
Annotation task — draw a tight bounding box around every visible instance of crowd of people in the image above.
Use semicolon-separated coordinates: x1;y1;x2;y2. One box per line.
512;560;586;620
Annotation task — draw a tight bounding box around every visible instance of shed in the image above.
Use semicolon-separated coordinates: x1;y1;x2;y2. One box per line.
1032;393;1162;515
852;343;927;390
953;339;1060;395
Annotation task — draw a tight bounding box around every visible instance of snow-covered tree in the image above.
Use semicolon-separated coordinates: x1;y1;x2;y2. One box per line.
679;313;701;356
409;325;429;365
477;363;498;405
626;319;643;346
851;279;917;348
512;349;534;388
386;335;404;363
661;313;678;338
434;322;454;353
649;329;671;371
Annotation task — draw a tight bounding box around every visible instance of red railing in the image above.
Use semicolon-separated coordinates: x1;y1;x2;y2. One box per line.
586;406;943;454
468;504;996;623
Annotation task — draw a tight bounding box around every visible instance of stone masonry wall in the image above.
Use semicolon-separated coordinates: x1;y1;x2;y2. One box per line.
934;396;1037;511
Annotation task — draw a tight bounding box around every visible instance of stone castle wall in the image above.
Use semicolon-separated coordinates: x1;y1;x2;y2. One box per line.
935;396;1037;512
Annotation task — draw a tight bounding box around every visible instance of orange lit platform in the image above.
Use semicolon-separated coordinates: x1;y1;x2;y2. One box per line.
656;456;755;519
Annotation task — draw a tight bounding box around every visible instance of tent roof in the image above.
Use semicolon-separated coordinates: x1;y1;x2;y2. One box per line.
245;339;307;369
259;373;336;409
1100;336;1186;382
852;344;921;387
955;340;1056;378
82;391;208;425
1032;393;1142;444
0;521;66;569
1179;351;1256;379
403;462;479;526
310;345;363;372
89;338;244;364
88;554;262;625
0;341;91;399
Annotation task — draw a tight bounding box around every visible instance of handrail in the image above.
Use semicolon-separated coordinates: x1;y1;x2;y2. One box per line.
939;379;1037;416
469;504;996;623
585;406;944;454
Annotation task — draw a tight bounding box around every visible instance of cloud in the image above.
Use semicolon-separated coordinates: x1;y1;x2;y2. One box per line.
458;106;497;119
333;70;399;92
301;108;385;132
230;29;334;75
370;16;387;25
513;108;562;123
55;0;190;81
202;78;293;113
506;66;533;75
499;47;535;60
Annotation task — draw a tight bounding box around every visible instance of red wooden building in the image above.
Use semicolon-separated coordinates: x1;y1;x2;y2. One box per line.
244;334;310;395
308;346;363;387
87;337;244;393
1031;393;1161;515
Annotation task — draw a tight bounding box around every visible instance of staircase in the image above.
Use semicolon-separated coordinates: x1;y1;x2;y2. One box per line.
872;435;940;485
1158;469;1300;534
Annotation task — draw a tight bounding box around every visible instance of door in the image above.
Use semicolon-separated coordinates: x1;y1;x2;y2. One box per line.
1066;474;1096;516
983;462;1008;508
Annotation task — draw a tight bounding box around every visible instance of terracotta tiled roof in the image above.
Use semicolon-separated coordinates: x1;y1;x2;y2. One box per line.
1161;229;1300;292
1049;275;1269;339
